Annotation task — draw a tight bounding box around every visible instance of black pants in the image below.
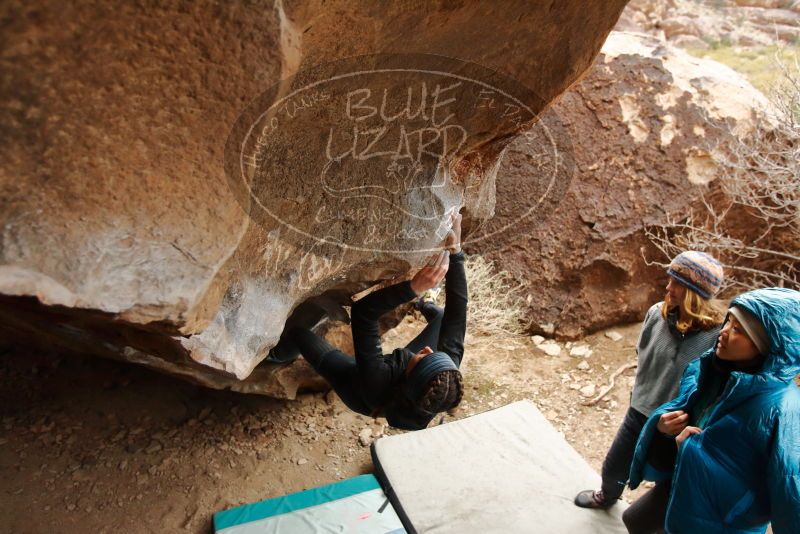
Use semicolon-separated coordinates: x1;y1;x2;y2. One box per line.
281;302;444;415
622;480;671;534
601;407;648;500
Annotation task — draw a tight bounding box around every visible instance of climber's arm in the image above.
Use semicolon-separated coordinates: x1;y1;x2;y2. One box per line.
437;250;467;367
351;252;449;374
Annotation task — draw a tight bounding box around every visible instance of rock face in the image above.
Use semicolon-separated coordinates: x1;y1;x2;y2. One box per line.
468;32;770;338
618;0;800;48
0;1;628;396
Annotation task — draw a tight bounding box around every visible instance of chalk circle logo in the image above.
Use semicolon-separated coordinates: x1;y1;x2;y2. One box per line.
224;53;573;255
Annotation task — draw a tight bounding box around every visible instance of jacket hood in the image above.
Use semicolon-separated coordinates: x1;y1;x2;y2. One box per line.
729;287;800;382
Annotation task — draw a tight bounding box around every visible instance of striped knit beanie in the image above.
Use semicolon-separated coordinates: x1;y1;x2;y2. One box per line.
667;251;724;300
403;351;458;409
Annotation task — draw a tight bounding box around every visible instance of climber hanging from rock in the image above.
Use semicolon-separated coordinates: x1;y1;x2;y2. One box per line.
267;212;466;430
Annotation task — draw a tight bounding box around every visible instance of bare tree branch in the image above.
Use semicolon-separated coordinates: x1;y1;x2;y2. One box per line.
643;65;800;293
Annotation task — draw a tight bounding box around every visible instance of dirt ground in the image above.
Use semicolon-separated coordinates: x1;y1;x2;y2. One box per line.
0;316;646;533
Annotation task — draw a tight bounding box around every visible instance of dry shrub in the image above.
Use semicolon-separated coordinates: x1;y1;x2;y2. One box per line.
645;62;800;293
438;254;527;336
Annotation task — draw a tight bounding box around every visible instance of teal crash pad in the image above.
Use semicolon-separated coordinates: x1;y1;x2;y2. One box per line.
213;474;405;534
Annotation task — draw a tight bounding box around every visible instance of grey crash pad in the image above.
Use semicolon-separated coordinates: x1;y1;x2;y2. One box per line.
371;400;628;533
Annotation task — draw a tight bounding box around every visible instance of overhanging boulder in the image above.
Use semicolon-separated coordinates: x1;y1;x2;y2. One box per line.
0;0;628;395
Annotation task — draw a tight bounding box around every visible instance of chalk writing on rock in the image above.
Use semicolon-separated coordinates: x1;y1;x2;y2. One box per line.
224;53;564;254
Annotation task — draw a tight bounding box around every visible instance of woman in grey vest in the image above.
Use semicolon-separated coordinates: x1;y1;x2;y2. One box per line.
574;251;725;510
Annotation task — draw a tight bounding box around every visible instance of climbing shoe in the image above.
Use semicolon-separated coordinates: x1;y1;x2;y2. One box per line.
263;344;299;364
574;489;615;510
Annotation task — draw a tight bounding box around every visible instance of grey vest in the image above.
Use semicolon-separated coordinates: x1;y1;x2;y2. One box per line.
630;302;721;416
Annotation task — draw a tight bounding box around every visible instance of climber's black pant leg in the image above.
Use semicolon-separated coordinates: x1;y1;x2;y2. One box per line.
287;327;371;416
405;303;444;355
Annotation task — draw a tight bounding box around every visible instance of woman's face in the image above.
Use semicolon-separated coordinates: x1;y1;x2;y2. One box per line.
665;278;686;309
716;315;760;361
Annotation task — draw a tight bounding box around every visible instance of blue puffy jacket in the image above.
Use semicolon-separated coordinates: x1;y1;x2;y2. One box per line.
629;287;800;534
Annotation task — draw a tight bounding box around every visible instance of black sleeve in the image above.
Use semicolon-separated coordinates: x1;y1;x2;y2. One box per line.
647;432;678;472
350;280;418;404
437;251;468;367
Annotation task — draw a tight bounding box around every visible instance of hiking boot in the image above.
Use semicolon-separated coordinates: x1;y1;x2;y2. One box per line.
574;489;615;510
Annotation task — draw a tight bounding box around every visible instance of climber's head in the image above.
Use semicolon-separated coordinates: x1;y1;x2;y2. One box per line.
662;250;726;333
404;347;463;415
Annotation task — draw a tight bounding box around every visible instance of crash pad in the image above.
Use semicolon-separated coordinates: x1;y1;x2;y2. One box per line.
371;401;628;533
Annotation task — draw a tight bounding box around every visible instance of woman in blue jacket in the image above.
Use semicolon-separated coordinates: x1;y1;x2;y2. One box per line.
626;287;800;534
